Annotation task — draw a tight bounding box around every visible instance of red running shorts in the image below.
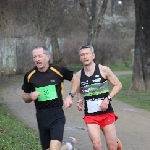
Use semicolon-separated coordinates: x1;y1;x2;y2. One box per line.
83;112;118;129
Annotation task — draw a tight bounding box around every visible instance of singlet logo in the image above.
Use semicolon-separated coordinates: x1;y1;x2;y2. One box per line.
92;78;101;83
95;75;99;77
82;88;90;93
81;80;88;86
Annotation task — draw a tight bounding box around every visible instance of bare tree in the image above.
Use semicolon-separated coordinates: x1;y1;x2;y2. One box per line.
78;0;108;44
131;0;150;91
27;0;72;65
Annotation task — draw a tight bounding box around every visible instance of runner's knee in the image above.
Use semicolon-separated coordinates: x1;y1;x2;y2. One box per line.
91;140;102;150
106;140;117;150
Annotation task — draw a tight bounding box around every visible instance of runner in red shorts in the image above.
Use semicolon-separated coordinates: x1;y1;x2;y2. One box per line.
76;45;122;150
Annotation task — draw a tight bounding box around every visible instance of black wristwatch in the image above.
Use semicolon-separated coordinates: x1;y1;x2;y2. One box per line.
69;93;75;98
107;95;112;101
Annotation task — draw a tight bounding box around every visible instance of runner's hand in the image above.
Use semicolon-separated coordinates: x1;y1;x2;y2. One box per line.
30;91;40;101
100;98;109;111
64;95;73;109
77;99;83;111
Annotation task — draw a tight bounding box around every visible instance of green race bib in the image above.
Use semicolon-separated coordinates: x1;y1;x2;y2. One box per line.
35;85;58;101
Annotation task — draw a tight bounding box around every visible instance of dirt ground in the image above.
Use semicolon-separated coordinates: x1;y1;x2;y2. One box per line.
2;71;150;150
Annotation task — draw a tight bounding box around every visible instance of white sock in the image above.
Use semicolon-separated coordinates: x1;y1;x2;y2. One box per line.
66;142;73;150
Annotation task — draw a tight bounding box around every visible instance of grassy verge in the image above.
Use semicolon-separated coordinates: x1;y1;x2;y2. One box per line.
66;64;82;72
105;60;133;71
0;76;41;150
115;74;150;111
67;62;132;72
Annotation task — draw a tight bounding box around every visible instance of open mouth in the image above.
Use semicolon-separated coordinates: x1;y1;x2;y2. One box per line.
37;61;41;64
37;62;42;66
84;60;89;63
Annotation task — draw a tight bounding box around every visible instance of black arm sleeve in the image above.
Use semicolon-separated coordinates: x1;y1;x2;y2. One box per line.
62;67;74;81
21;73;32;93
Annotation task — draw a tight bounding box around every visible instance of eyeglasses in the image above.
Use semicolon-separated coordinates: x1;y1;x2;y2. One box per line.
78;45;94;53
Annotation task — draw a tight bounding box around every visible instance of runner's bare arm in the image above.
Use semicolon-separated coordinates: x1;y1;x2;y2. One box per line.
99;65;122;98
64;74;80;109
22;92;33;103
76;87;83;100
22;91;40;103
75;71;84;111
68;74;80;97
75;71;83;100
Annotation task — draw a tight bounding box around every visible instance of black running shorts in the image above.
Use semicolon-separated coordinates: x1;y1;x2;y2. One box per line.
36;107;66;149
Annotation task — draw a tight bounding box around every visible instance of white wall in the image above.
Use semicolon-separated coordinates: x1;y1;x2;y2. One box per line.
0;38;18;76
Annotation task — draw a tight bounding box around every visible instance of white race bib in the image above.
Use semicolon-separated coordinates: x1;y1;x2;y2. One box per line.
87;99;103;113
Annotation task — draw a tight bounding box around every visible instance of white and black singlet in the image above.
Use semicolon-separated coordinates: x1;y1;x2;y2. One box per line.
80;64;114;116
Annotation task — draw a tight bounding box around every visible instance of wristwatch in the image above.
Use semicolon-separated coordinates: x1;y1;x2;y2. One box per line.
107;95;112;101
69;93;75;98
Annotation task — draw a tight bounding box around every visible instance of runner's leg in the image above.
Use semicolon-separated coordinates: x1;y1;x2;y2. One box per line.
87;124;102;150
102;123;117;150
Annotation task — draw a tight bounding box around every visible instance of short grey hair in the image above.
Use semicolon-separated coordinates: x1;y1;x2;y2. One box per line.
33;45;50;55
78;45;94;54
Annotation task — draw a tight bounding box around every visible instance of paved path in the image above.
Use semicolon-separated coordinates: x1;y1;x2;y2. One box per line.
2;71;150;150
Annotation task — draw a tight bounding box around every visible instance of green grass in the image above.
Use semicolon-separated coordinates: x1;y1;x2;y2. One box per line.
0;76;41;150
67;61;132;72
66;64;82;72
107;62;132;71
114;74;150;111
0;106;41;150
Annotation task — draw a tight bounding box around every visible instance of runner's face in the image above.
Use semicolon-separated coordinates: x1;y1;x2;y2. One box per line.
79;48;95;66
32;48;50;71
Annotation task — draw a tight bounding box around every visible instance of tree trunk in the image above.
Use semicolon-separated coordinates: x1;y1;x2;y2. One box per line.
131;0;150;91
49;32;63;65
79;0;108;45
